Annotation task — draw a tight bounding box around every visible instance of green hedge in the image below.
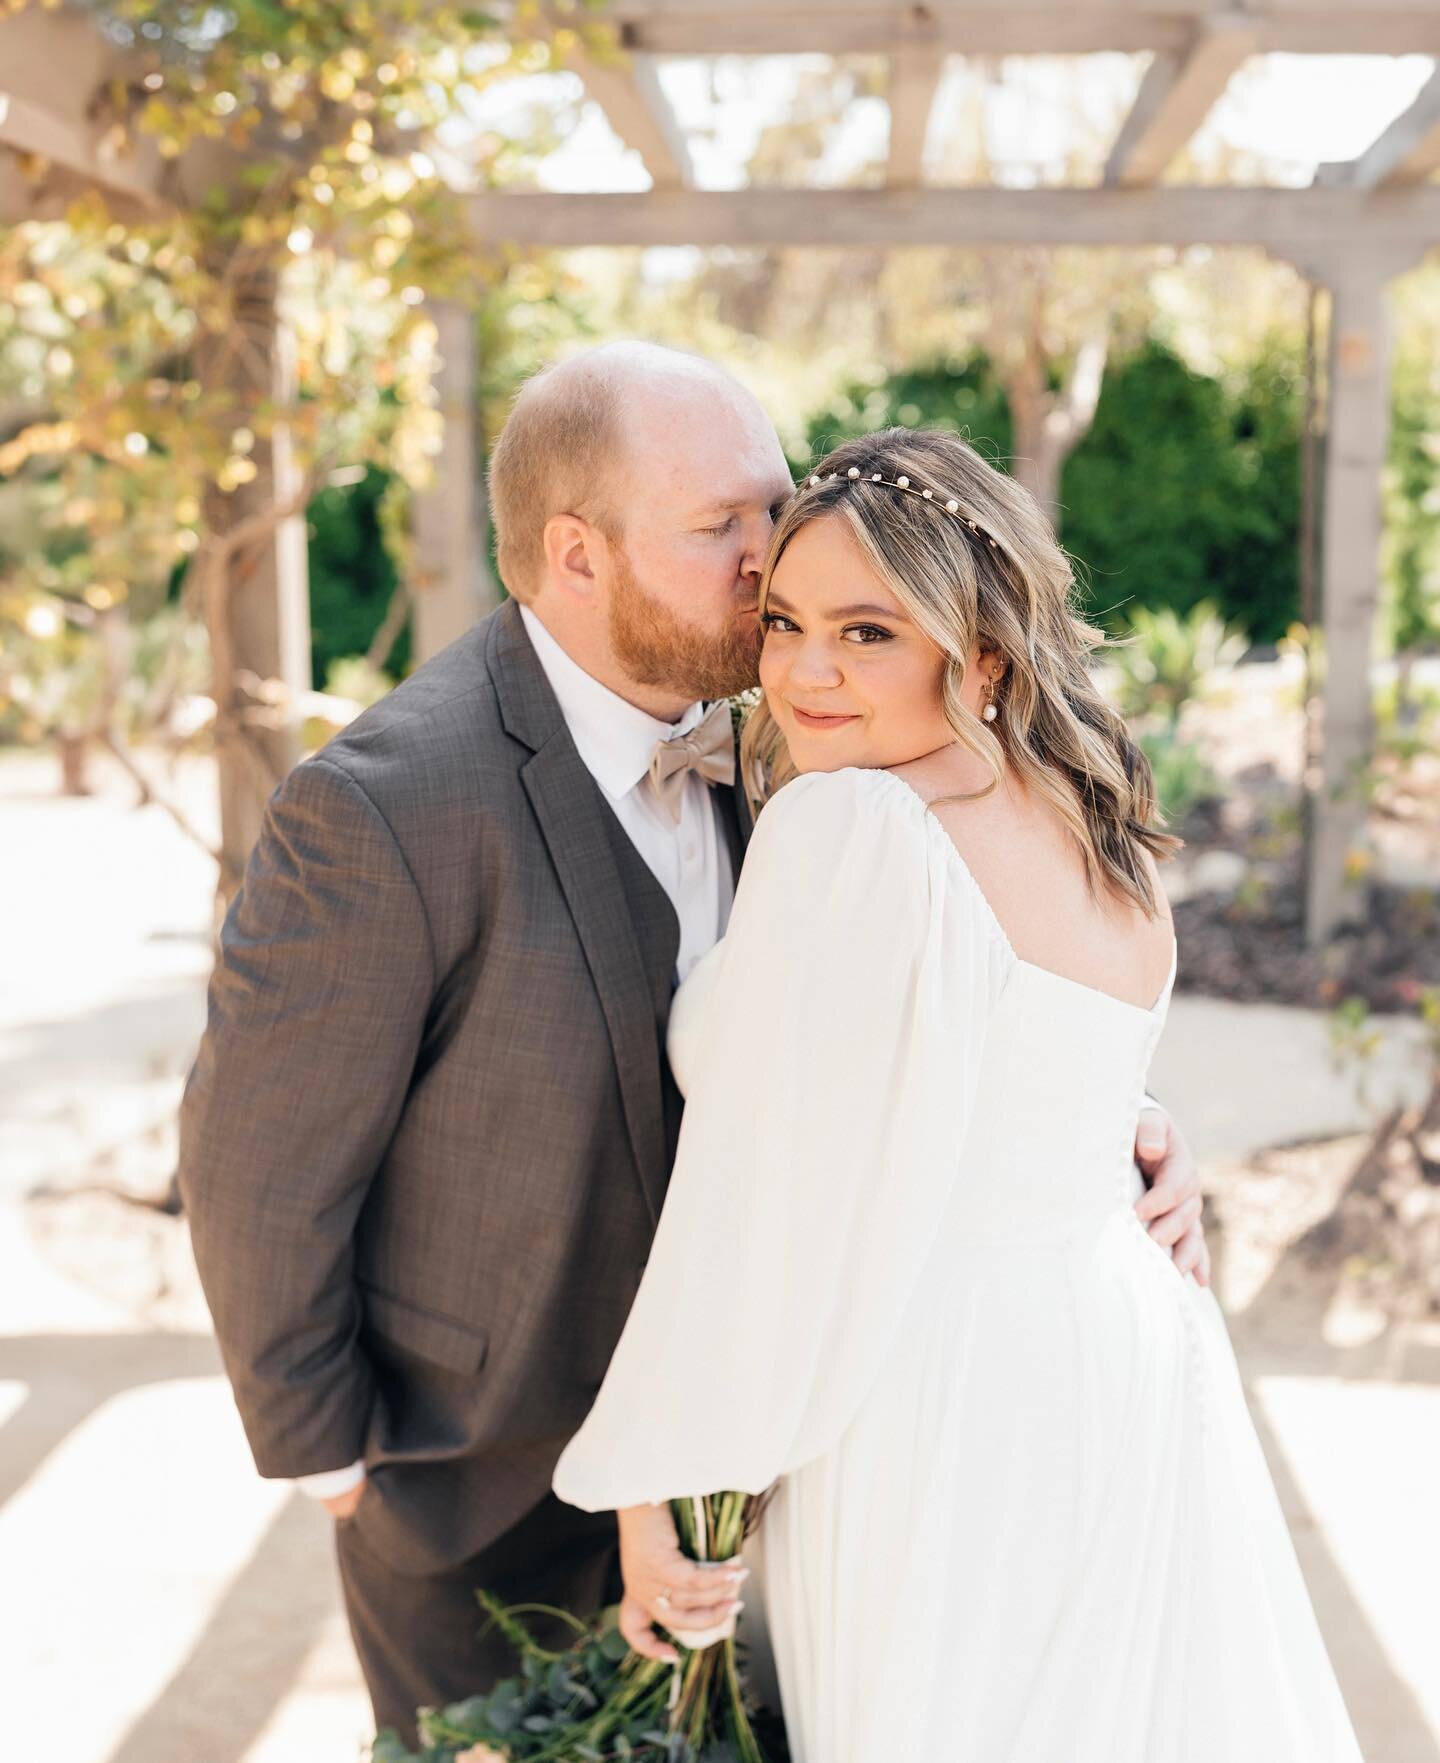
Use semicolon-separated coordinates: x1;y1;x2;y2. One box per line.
797;341;1303;645
306;464;409;687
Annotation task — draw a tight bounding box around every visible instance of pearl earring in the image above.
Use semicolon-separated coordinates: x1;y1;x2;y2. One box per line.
982;677;999;723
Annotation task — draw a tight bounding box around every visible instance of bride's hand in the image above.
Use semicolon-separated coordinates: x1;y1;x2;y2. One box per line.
616;1502;748;1664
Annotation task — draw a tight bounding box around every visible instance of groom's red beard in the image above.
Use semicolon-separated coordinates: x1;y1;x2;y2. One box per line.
608;550;763;702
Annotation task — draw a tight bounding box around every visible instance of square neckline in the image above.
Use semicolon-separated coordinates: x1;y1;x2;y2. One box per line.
870;767;1179;1020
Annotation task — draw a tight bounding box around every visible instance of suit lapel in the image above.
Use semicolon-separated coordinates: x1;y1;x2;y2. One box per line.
492;603;677;1225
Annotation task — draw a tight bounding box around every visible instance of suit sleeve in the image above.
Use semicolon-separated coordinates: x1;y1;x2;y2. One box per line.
178;755;435;1479
552;767;1011;1510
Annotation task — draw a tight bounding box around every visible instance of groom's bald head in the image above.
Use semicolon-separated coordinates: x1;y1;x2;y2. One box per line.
489;339;764;604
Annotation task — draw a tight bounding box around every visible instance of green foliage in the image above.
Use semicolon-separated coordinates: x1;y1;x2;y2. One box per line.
1061;339;1302;642
372;1496;777;1763
324;654;399;708
371;1589;786;1763
0;0;573;762
307;465;408;684
1137;727;1222;825
1107;600;1248;728
0;611;108;738
793;357;1011;478
785;343;1302;646
1384;342;1440;661
1328;997;1386;1107
1373;673;1440;763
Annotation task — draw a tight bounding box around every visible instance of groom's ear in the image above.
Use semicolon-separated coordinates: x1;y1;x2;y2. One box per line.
543;513;605;604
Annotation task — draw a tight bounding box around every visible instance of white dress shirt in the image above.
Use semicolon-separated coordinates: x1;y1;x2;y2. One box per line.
518;606;736;982
295;606;737;1501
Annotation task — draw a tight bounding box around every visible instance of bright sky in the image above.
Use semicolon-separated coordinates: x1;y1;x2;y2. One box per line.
455;51;1437;194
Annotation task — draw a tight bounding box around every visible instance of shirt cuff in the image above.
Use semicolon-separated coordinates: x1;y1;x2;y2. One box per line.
294;1460;366;1500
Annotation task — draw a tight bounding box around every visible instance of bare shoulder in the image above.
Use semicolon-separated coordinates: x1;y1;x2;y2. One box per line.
1138;843;1176;938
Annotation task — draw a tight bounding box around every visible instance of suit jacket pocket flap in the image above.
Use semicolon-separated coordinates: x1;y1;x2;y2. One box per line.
360;1284;489;1375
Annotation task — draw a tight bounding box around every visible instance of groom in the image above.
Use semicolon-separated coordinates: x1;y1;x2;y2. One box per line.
178;340;1208;1745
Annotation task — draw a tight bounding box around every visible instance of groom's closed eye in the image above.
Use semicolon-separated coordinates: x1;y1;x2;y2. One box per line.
700;501;789;535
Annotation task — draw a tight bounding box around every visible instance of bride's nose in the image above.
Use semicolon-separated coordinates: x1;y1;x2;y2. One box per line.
788;640;845;689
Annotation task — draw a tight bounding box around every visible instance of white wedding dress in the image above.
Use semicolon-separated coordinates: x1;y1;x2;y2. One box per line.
553;765;1365;1763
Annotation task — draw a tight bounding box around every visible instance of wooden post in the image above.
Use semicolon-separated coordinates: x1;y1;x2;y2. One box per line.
411;299;497;663
200;262;312;902
1303;261;1393;944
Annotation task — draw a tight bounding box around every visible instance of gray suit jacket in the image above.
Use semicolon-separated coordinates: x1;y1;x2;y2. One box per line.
178;599;751;1572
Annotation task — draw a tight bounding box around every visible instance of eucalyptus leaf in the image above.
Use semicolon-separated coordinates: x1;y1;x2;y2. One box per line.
599;1626;631;1663
486;1680;523;1733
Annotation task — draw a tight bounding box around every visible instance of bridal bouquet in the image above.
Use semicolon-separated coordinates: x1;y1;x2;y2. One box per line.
373;1492;789;1763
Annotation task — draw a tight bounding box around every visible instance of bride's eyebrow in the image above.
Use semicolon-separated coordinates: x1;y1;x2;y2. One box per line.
765;592;906;622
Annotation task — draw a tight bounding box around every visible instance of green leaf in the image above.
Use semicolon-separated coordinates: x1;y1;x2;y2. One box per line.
369;1730;416;1763
486;1679;523;1734
600;1626;631;1663
437;1695;490;1730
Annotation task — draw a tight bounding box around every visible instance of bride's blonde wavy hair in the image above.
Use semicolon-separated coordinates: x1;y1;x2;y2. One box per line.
741;427;1180;917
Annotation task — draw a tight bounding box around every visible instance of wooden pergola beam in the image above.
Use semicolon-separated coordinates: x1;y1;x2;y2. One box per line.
557;36;692;189
607;6;1440;60
1104;21;1258;187
1315;65;1440;189
887;45;948;189
0;90;165;212
0;8;168;219
467;184;1440;252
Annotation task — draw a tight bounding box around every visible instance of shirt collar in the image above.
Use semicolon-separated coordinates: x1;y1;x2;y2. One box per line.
519;603;711;801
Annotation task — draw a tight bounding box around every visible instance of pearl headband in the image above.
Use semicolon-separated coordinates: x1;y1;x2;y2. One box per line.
805;465;1001;549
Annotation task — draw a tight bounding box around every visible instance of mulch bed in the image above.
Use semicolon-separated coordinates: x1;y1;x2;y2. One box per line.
1172;848;1440;1014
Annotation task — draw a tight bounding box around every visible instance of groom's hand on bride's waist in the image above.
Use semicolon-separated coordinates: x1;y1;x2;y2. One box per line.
1132;1103;1210;1288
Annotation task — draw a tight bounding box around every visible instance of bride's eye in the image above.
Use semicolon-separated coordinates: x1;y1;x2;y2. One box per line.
761;612;799;634
844;624;893;644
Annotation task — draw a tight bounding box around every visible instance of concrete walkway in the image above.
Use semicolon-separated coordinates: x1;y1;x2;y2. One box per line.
2;749;1437;1762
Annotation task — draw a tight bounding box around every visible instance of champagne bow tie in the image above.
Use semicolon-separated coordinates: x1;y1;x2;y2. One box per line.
646;701;736;824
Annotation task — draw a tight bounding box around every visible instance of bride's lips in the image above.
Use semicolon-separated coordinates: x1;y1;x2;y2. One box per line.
789;706;860;731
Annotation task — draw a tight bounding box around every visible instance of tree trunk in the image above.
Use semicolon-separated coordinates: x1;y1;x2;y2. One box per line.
195;258;312;907
1007;406;1064;527
57;732;92;796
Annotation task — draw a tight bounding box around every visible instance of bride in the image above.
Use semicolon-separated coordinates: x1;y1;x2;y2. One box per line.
553;427;1365;1762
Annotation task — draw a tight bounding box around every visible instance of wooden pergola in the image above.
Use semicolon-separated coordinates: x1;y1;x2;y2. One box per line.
4;3;1440;939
